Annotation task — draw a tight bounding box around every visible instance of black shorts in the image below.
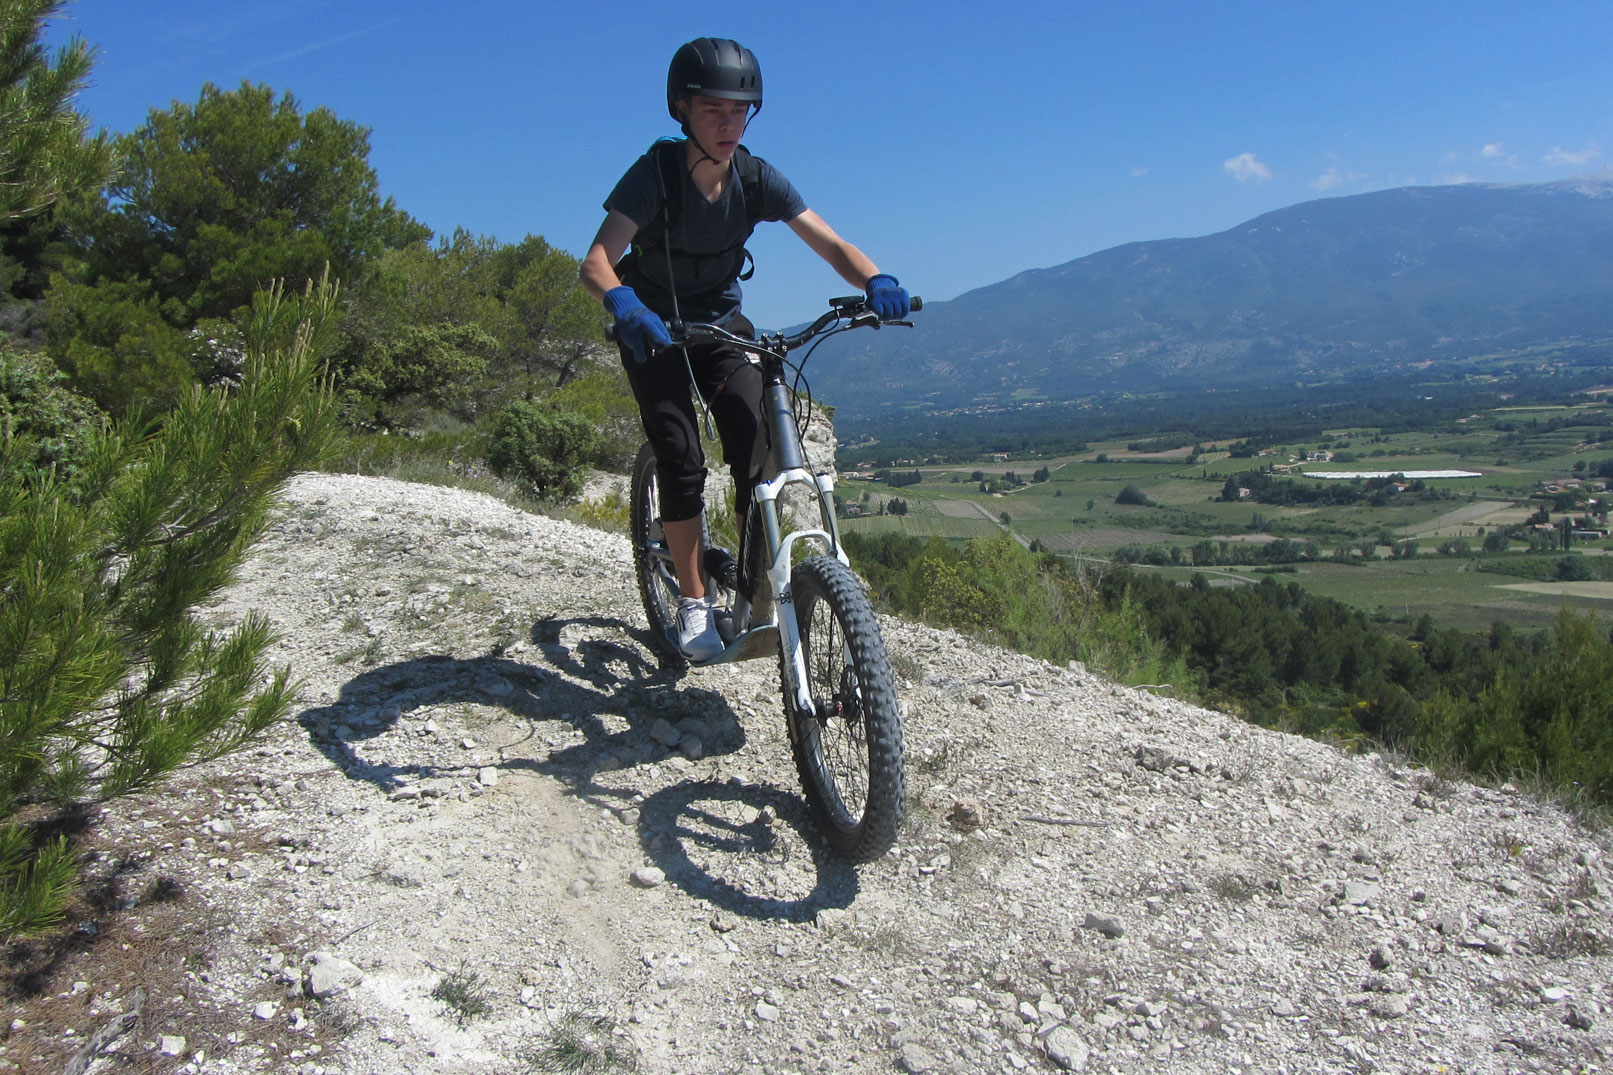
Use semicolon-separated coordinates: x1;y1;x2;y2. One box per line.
620;313;765;526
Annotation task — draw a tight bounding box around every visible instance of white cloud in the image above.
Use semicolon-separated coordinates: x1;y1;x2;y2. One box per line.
1544;143;1602;167
1477;142;1520;166
1129;165;1149;178
1223;152;1272;182
1311;166;1366;192
1442;172;1474;185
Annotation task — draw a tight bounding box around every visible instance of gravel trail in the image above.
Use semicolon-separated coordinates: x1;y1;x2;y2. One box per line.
8;472;1609;1075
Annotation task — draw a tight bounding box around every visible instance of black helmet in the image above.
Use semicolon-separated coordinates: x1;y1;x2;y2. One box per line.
666;38;763;123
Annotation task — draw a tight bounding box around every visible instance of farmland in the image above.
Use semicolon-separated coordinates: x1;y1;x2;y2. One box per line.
837;398;1613;632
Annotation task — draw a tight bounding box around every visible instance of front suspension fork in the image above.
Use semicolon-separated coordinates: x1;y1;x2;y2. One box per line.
753;466;848;717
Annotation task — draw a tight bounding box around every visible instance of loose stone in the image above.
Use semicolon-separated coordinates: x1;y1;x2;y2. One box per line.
304;953;364;999
1043;1025;1090;1070
1082;912;1125;938
898;1043;937;1072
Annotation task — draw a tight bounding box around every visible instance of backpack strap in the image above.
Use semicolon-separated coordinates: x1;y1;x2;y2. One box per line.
653;139;686;237
648;141;765;239
732;145;765;227
731;145;764;281
619;139;767;290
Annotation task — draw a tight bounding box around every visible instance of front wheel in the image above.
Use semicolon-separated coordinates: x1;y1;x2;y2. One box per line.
785;556;905;862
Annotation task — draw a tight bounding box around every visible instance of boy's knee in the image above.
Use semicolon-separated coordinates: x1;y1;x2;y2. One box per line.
656;463;706;522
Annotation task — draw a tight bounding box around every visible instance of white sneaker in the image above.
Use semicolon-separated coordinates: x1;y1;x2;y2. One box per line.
676;597;724;662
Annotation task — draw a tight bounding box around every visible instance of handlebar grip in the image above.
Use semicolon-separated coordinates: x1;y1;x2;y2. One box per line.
910;296;923;312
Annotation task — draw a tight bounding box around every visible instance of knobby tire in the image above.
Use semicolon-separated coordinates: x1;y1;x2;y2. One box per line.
785;555;905;862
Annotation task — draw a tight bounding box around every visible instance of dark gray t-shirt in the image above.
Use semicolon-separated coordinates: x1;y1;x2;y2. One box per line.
605;141;806;323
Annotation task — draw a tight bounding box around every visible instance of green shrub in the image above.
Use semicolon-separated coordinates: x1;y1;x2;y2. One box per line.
1557;554;1594;582
0;346;104;482
1414;607;1613;801
543;368;641;471
485;400;602;501
0;277;342;938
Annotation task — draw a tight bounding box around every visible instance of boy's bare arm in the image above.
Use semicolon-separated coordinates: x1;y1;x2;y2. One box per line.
787;209;881;290
579;210;640;302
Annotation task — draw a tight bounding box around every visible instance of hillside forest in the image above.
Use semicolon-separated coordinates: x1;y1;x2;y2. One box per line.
2;1;1610;937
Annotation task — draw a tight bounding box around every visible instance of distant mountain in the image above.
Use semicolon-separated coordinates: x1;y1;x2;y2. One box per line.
812;175;1613;421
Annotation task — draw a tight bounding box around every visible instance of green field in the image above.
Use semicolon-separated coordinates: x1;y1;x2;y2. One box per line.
841;400;1613;633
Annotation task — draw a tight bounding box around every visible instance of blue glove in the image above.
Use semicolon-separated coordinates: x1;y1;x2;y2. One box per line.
604;286;672;363
865;274;910;320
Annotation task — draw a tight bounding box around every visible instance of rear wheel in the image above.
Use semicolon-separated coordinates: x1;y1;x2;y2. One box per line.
630;442;686;666
785;555;905;862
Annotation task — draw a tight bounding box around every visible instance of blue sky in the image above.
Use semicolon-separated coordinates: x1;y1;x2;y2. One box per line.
45;0;1613;331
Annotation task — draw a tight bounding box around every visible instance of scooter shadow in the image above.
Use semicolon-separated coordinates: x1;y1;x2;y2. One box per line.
634;779;859;921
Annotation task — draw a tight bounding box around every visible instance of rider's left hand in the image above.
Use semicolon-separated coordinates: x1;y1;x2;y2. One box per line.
865;274;910;320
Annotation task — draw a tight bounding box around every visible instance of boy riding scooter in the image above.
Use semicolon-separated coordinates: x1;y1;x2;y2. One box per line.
579;37;909;662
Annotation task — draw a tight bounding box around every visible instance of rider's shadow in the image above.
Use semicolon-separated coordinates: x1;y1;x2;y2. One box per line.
298;614;743;793
299;613;860;923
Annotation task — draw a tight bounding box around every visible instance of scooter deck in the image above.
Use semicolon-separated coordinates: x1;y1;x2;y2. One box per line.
670;623;779;667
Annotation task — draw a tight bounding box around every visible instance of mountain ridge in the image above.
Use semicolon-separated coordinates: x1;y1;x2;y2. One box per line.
814;174;1613;420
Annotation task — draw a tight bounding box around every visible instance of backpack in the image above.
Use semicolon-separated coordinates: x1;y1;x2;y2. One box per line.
616;139;768;304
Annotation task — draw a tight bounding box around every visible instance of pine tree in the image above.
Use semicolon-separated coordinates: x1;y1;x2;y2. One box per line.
0;0;113;221
0;274;342;938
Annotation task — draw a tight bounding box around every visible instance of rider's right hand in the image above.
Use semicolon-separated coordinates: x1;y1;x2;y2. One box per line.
604;286;673;363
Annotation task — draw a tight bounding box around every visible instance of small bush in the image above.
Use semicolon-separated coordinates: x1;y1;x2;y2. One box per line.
485;400;603;501
1557;554;1594;582
540;369;640;471
527;1011;637;1073
1115;484;1150;506
0;346;105;483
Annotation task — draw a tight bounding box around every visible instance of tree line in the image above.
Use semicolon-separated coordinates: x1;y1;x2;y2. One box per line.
837;372;1613;470
843;530;1613;809
6;39;627;500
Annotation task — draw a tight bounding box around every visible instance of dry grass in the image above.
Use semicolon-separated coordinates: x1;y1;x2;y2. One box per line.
0;806;356;1073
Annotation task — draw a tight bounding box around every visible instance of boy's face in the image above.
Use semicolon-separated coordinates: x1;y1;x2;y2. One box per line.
683;95;751;162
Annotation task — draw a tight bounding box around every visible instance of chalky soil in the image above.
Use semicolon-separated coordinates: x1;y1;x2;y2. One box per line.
8;472;1609;1075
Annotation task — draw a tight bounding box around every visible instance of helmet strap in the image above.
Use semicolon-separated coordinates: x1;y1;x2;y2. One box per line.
685;132;720;169
675;98;756;166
